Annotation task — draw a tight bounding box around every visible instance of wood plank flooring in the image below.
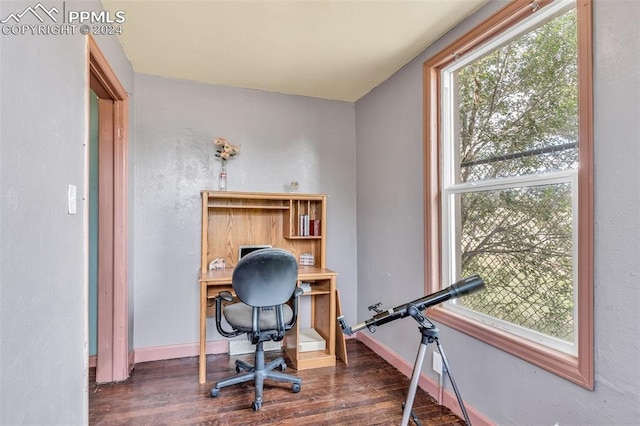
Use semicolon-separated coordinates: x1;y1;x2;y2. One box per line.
89;339;464;425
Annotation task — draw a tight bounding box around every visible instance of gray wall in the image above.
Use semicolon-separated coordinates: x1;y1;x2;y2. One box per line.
355;0;640;424
133;74;357;349
0;0;134;423
0;26;88;426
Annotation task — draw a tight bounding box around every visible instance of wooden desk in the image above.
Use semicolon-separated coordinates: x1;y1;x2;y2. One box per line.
199;266;340;384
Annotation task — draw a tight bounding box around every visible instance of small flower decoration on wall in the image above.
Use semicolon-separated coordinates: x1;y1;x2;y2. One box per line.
214;137;240;160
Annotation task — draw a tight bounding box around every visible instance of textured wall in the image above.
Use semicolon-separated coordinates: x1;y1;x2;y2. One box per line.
0;0;134;423
0;27;88;425
133;74;357;348
355;0;640;424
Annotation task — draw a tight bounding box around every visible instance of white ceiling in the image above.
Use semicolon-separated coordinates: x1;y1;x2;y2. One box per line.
102;0;487;102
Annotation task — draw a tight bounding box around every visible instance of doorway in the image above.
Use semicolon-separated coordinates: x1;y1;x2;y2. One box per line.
88;36;130;383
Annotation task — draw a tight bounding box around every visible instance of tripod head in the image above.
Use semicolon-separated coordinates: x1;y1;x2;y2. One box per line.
338;275;485;335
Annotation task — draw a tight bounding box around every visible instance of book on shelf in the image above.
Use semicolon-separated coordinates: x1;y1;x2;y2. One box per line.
298;215;321;236
309;219;321;236
298;214;310;236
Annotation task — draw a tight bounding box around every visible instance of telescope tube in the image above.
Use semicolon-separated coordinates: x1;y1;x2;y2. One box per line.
339;275;484;335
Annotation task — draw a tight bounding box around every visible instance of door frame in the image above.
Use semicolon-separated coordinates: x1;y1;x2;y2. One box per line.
87;35;130;382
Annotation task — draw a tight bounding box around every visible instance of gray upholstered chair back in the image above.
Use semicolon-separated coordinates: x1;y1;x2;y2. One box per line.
232;248;298;307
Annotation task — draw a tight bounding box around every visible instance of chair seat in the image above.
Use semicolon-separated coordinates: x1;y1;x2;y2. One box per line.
224;303;294;331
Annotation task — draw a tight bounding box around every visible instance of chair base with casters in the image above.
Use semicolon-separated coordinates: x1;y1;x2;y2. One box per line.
210;340;301;411
210;248;303;411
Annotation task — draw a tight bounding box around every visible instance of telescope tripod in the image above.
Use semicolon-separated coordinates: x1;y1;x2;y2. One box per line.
401;305;471;426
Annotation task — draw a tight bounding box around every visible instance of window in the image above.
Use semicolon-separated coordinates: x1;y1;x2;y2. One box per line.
424;0;593;388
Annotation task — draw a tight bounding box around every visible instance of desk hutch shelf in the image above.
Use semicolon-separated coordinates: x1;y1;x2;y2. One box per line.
200;191;327;273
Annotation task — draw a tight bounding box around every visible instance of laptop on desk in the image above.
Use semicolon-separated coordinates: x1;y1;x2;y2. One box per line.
238;245;272;262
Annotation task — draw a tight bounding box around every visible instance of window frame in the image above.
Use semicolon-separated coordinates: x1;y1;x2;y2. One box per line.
423;0;593;389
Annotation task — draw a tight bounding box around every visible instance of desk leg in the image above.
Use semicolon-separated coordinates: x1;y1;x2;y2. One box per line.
199;283;207;384
328;276;336;357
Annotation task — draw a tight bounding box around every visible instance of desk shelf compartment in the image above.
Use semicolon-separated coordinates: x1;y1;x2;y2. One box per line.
300;279;332;295
284;276;336;370
205;285;234;317
201;191;327;272
284;199;325;240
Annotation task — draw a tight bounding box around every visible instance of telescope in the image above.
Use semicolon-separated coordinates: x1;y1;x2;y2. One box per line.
338;274;485;336
338;274;485;426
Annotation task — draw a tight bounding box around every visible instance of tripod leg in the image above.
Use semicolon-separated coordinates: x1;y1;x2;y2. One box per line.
401;342;428;426
435;339;472;426
401;402;422;426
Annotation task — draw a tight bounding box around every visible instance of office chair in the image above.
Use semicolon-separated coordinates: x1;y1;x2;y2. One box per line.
210;248;303;411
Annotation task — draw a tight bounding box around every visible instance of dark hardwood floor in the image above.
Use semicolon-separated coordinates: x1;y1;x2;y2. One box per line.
90;340;463;425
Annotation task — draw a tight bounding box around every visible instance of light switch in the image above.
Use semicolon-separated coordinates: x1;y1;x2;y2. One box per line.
68;184;77;215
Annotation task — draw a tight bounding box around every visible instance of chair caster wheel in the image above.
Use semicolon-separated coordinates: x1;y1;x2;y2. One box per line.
279;362;286;372
210;387;220;398
235;365;242;373
292;383;301;393
252;401;261;411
